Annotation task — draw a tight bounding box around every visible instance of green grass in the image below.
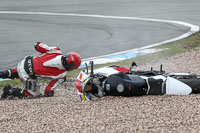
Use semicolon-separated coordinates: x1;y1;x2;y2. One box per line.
1;32;200;89
115;31;200;66
0;79;22;89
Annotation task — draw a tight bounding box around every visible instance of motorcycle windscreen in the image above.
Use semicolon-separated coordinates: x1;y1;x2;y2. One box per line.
165;77;192;95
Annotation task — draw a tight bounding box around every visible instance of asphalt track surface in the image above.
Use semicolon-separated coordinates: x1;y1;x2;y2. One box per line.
0;0;200;70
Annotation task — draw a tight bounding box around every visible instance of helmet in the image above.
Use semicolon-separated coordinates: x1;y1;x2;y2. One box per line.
76;78;103;101
76;80;89;101
76;80;95;101
61;52;81;71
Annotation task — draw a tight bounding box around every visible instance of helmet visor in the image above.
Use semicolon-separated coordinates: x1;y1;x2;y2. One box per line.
62;54;76;71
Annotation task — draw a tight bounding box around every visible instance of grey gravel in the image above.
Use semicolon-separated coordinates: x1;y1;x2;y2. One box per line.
1;49;200;133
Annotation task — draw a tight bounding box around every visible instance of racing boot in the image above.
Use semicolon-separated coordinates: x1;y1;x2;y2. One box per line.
0;69;19;79
0;70;11;79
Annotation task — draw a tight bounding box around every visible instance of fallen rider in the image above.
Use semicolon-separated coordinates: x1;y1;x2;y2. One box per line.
0;42;81;99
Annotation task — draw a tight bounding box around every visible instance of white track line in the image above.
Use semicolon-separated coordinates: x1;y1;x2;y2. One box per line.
0;11;199;62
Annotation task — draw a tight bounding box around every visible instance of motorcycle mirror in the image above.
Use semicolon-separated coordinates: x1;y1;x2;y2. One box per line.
130;61;137;71
85;63;88;74
90;61;94;76
160;64;163;73
131;61;137;67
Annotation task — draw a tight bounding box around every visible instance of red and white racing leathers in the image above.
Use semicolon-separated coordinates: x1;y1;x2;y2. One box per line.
17;42;67;96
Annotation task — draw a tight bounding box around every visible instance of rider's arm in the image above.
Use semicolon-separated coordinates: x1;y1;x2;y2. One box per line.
44;76;66;97
34;42;60;53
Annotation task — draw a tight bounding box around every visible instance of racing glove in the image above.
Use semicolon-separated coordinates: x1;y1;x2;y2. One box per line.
44;90;54;97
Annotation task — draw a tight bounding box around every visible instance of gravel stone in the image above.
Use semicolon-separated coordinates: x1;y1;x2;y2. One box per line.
1;49;200;132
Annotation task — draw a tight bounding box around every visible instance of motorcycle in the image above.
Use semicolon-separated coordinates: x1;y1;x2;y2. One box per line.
76;61;200;101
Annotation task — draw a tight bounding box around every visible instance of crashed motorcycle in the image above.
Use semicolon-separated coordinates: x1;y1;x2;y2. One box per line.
76;61;200;101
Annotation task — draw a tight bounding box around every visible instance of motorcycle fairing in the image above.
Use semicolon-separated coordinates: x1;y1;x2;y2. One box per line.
105;72;147;96
141;75;166;95
179;78;200;94
165;77;192;95
93;66;122;77
142;75;192;95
